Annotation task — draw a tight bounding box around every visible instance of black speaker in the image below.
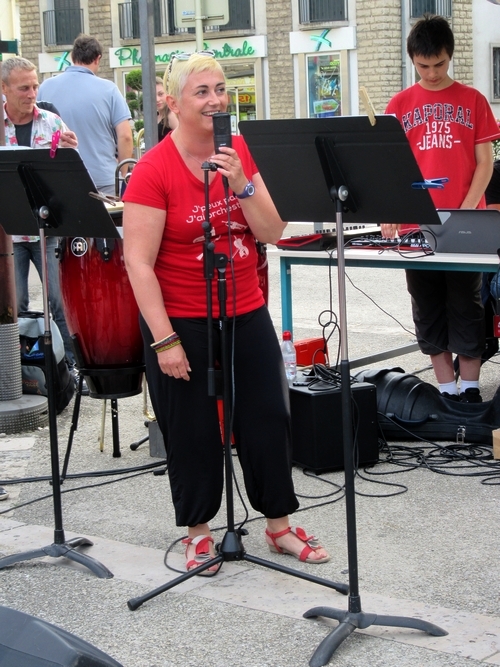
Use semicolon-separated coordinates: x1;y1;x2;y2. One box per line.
290;381;379;473
0;606;123;667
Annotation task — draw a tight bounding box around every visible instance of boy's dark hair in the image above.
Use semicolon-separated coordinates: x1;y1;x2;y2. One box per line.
71;34;103;65
407;14;454;60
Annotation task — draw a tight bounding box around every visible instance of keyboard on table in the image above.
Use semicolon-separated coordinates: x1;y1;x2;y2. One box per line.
276;228;431;252
276;226;380;251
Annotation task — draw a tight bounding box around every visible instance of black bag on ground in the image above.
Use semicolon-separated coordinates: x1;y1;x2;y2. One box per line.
18;311;74;414
354;367;500;445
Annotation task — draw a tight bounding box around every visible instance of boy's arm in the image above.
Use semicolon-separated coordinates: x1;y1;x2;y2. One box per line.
460;142;494;209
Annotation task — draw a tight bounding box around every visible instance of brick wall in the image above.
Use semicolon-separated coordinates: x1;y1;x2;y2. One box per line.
87;0;114;80
356;0;402;114
18;0;42;67
451;0;473;87
266;0;295;119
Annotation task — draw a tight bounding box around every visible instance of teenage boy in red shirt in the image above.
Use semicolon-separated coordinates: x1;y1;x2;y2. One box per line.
383;14;500;403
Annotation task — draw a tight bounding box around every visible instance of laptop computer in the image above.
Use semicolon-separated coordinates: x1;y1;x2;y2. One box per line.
420;209;500;254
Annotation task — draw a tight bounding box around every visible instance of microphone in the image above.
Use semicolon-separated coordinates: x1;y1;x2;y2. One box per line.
212;112;232;189
213;112;232;153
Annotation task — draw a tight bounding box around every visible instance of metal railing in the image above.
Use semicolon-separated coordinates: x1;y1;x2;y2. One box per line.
118;0;164;39
43;8;83;47
299;0;347;24
410;0;452;18
118;0;253;40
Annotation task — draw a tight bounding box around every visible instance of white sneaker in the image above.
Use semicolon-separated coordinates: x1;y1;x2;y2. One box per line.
0;487;9;501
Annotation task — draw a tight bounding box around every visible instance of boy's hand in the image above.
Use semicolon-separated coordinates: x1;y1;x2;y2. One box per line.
380;223;400;239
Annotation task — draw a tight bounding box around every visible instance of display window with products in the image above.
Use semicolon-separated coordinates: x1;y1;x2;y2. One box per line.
227;84;257;132
307;53;342;118
223;61;257;134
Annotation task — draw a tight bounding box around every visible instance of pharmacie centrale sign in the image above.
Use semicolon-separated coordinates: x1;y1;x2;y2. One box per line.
110;35;266;68
38;36;266;74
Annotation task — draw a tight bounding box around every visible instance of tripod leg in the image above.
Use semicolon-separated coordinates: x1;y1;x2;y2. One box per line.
65;536;94;548
244;554;348;595
56;545;114;579
372;613;448;636
99;400;106;452
308;620;356;667
0;540;114;579
130;435;148;451
0;549;54;569
127;554;224;610
61;375;83;480
111;398;121;458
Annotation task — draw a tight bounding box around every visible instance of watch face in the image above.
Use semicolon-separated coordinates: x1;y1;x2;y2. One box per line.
236;182;255;198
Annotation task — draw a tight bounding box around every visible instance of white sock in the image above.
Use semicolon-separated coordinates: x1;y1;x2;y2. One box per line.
460;380;479;393
439;381;458;395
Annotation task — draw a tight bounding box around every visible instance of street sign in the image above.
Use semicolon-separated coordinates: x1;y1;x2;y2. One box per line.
0;40;18;54
175;0;230;28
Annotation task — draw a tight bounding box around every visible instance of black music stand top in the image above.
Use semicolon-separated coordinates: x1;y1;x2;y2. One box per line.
239;115;442;226
0;147;119;238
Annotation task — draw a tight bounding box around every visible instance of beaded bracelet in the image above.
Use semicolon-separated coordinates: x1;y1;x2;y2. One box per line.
150;332;179;350
154;339;182;354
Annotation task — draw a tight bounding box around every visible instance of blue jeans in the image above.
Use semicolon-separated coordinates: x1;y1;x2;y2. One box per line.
13;238;75;366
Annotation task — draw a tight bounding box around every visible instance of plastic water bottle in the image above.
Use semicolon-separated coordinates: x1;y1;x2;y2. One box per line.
281;331;297;382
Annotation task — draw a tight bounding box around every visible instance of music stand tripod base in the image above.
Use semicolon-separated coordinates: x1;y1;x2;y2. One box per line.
0;538;114;579
303;607;447;667
0;147;119;580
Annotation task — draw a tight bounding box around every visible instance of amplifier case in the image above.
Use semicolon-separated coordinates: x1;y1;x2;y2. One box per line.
290;381;379;473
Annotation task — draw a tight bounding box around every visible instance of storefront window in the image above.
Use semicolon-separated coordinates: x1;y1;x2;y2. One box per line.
226;84;256;133
222;61;257;134
307;53;342;118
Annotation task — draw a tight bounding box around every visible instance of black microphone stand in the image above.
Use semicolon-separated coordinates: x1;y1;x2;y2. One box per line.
127;162;349;611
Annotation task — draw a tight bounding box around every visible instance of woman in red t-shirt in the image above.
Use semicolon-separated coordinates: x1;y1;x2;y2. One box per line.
123;52;329;575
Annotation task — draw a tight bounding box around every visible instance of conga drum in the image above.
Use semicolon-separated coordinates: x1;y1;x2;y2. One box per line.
59;203;144;398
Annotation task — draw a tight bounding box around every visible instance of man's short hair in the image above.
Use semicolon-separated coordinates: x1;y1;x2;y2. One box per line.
1;56;37;84
407;14;454;60
71;34;103;65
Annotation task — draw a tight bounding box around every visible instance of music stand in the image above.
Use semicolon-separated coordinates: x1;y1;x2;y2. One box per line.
0;147;118;578
240;115;447;666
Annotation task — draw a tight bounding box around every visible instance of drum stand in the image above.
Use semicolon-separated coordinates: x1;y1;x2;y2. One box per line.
127;162;349;611
61;372;151;479
0;148;121;579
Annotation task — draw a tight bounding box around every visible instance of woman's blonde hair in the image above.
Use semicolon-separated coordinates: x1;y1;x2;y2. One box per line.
164;52;224;99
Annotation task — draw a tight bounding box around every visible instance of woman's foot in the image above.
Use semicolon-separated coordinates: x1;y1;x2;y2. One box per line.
182;534;221;577
265;525;330;564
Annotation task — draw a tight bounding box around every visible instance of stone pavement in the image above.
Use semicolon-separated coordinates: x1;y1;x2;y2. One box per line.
0;225;499;667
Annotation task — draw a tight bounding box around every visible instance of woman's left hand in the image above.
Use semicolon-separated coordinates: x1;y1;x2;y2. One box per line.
209;146;248;196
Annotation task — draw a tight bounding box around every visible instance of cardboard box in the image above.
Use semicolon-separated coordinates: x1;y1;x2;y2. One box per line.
493;428;500;460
